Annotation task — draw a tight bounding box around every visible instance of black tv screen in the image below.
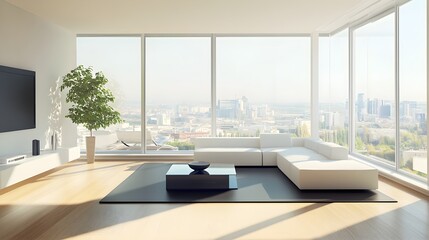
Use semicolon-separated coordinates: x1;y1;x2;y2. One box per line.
0;65;36;133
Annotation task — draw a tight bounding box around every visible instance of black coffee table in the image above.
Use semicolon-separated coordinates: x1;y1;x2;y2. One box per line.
166;163;238;190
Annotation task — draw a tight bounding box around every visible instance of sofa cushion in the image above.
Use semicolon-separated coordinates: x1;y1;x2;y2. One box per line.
293;159;373;170
260;134;292;148
194;148;262;166
303;138;323;152
193;137;260;149
291;137;305;147
277;147;328;163
278;158;378;190
195;148;260;153
291;160;378;189
317;142;349;160
261;148;288;166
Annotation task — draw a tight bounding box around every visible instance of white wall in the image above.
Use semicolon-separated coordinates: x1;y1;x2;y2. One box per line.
0;0;77;157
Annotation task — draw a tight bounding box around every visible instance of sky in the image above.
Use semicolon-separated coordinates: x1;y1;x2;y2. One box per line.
398;0;427;102
145;37;211;105
354;13;396;102
146;37;311;105
77;0;426;107
319;29;349;104
319;0;426;103
216;37;310;104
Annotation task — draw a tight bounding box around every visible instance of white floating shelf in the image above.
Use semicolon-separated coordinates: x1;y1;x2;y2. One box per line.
0;147;80;189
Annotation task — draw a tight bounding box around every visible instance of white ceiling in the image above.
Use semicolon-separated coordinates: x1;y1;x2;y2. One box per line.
6;0;398;34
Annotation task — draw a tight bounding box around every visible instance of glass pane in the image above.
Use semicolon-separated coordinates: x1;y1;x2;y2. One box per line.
216;37;311;137
399;0;427;178
353;13;396;165
145;37;211;153
319;29;349;146
77;37;141;152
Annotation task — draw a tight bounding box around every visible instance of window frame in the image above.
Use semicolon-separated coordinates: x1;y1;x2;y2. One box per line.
143;34;312;152
213;34;312;138
143;34;213;153
349;9;397;168
76;1;428;185
347;3;427;183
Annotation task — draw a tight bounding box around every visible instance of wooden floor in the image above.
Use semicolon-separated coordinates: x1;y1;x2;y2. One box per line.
0;161;428;240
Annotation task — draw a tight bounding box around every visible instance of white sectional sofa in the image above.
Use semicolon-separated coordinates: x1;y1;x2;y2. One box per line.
192;134;378;190
260;133;294;166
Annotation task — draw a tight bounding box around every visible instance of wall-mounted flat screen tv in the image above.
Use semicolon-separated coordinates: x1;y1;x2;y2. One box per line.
0;65;36;133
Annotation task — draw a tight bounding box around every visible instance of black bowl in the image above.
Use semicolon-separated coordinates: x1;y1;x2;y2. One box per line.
188;161;210;171
190;170;209;175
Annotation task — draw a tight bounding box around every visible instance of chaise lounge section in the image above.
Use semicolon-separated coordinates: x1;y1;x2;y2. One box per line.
275;137;378;190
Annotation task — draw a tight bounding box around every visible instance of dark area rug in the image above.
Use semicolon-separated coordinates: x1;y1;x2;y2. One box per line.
100;163;396;203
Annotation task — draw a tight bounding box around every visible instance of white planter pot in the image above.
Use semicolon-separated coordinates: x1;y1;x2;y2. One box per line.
86;136;96;164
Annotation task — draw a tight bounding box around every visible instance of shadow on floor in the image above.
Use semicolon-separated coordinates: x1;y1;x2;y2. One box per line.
318;200;429;240
216;203;329;240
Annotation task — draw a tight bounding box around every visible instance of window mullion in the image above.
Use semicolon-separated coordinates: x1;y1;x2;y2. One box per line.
395;8;400;172
349;29;355;154
142;35;146;153
211;35;217;137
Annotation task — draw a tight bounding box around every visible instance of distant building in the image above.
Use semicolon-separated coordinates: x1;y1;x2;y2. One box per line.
367;98;380;115
156;114;171;125
173;116;187;124
171;131;210;140
297;120;311;137
322;112;344;129
257;105;269;118
416;112;426;123
177;105;190;115
147;116;157;125
345;98;350;123
379;104;391;118
217;96;250;120
400;101;417;118
357;93;365;121
191;106;210;114
416;113;426;131
218;99;240;119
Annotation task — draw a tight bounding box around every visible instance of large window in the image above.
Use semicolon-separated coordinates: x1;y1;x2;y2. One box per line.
353;13;396;165
75;1;427;185
77;36;141;152
399;0;427;178
319;29;349;146
73;0;427;186
145;37;211;152
216;37;311;137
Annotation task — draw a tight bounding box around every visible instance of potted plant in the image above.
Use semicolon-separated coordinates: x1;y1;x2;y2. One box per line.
61;65;122;163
